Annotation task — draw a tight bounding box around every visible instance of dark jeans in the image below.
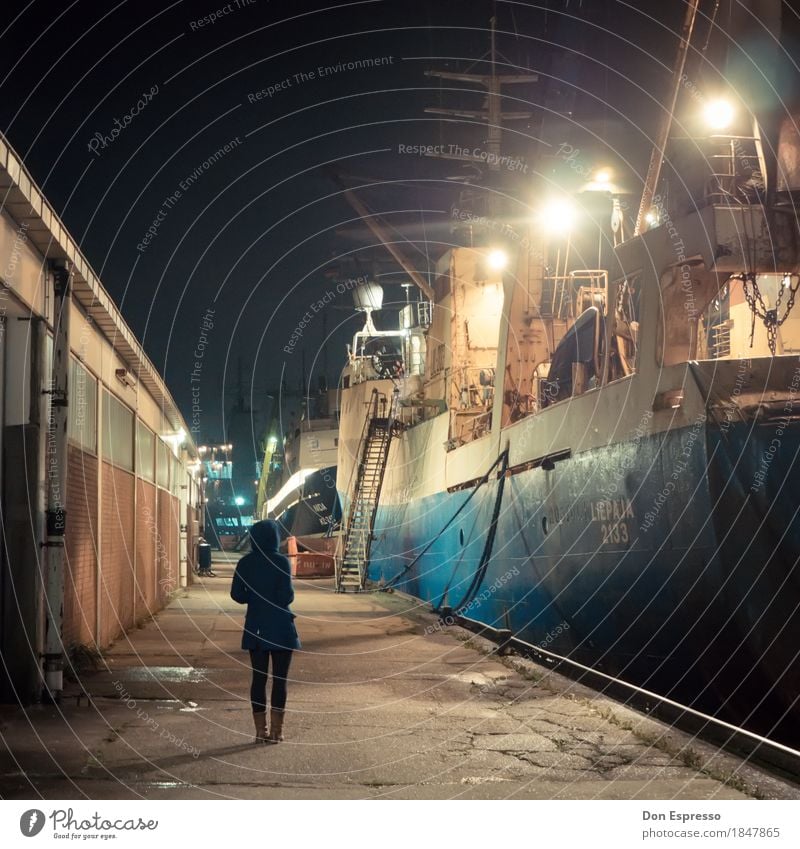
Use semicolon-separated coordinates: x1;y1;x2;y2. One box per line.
249;649;292;714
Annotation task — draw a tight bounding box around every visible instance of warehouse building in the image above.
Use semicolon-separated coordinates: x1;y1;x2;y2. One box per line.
0;133;201;704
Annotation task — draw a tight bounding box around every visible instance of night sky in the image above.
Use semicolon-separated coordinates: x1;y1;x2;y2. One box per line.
2;0;793;446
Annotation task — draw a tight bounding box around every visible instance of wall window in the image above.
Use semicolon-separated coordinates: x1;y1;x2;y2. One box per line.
171;454;183;496
156;438;170;489
101;390;133;471
136;420;155;482
68;357;97;453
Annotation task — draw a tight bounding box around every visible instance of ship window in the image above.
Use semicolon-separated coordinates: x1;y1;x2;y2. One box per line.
432;343;445;374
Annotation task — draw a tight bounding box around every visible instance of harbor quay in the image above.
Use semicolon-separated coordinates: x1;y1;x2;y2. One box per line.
0;556;796;801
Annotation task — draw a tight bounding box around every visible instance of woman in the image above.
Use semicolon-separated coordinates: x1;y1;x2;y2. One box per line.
230;519;300;744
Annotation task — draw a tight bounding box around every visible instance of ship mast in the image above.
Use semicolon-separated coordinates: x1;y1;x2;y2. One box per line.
424;16;537;217
634;0;701;235
333;17;537;300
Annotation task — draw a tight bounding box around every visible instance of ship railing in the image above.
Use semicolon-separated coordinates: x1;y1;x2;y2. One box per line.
417;300;433;327
703;133;763;205
454;366;495;410
709;318;733;359
336;389;379;590
448;408;492;448
544;270;608;319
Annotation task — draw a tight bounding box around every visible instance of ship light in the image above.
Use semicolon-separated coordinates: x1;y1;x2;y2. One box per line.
704;98;735;130
540;198;576;235
594;168;612;185
487;248;508;271
234;496;246;506
645;209;660;227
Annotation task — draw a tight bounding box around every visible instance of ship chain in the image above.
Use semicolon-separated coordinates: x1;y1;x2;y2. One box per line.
740;271;800;355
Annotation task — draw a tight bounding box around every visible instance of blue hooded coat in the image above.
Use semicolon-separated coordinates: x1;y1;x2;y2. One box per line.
230;520;301;651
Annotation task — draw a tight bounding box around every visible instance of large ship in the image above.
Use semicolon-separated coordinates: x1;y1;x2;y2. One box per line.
334;3;800;748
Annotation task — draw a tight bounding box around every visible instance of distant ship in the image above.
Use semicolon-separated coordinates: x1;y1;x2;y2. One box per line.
262;388;341;551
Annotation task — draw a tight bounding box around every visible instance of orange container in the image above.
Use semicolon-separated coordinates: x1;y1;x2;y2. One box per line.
293;552;335;578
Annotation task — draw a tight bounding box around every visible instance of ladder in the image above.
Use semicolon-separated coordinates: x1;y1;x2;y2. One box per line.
337;389;401;592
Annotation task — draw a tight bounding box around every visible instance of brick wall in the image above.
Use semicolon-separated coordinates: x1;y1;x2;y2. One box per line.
99;462;135;646
135;479;157;622
156;488;179;604
186;504;198;573
63;447;98;648
60;455;191;650
169;493;181;590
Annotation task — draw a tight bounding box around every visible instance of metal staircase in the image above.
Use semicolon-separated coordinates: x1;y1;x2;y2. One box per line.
337;389;401;592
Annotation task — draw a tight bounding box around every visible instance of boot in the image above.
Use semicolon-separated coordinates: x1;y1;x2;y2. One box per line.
253;711;268;743
267;708;284;743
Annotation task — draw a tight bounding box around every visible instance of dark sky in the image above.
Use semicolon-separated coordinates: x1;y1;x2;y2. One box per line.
3;0;791;443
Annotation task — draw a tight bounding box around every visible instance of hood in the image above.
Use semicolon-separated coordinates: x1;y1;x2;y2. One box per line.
249;519;280;554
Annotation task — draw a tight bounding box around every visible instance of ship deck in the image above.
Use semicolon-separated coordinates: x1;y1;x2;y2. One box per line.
0;555;796;801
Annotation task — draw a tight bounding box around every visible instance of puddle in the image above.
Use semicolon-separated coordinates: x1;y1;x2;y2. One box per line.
138;781;191;789
117;667;210;683
450;672;496;687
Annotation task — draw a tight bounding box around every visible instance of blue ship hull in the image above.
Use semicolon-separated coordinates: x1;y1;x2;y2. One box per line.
366;422;800;747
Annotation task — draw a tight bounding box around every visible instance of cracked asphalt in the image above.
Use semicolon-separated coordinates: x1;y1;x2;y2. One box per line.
1;557;797;800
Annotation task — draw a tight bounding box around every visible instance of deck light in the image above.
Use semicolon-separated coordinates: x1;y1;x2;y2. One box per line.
704;98;735;130
540;198;576;235
593;168;612;186
487;249;508;271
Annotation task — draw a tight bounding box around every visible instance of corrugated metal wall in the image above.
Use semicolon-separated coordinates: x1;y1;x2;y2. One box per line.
99;463;135;647
156;487;180;605
61;459;191;650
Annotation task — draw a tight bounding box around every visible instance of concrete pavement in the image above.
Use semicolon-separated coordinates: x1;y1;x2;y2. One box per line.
1;556;797;800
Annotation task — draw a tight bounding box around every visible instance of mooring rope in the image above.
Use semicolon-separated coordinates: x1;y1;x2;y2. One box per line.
382;449;509;593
